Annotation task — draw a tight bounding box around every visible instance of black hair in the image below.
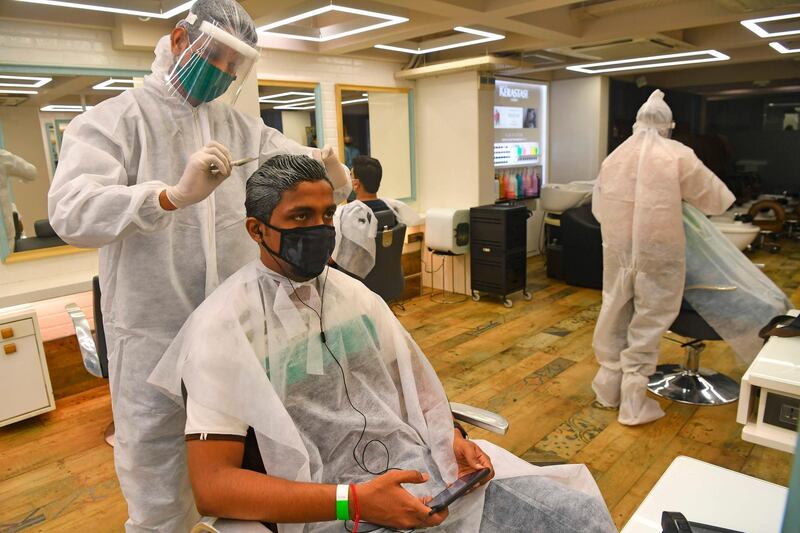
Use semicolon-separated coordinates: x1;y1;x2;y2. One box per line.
245;155;331;223
352;155;382;194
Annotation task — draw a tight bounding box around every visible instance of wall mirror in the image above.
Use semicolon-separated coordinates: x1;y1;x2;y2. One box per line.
0;66;146;263
259;80;322;149
336;85;415;201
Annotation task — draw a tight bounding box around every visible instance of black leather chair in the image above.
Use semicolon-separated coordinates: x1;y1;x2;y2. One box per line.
648;287;739;406
14;219;67;252
66;276;114;445
561;204;603;290
362;216;407;303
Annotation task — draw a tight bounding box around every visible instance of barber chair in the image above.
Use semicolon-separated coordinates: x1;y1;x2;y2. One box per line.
192;403;509;533
561;204;603;290
648;286;739;406
361;210;407;303
66;276;114;446
14;219;67;252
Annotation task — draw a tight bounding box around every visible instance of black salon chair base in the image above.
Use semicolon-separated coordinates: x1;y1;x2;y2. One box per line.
648;294;739;406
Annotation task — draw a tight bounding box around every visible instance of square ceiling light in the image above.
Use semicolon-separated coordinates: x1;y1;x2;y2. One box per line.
0;89;38;94
741;12;800;38
274;103;317;110
15;0;194;19
258;91;316;104
566;50;729;74
0;74;51;88
769;41;800;54
93;78;134;91
41;104;93;112
257;4;408;42
375;27;505;54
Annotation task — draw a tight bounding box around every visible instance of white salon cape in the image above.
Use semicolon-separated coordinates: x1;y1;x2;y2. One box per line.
332;199;422;278
47;35;350;532
150;261;604;533
682;203;790;362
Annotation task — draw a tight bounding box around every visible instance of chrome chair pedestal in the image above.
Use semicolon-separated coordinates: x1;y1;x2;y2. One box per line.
649;342;739;406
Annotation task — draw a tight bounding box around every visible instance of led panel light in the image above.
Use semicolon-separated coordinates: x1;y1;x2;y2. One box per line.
375;26;505;55
0;89;38;94
40;104;94;112
15;0;195;19
0;74;52;88
274;103;317;110
769;41;800;54
257;5;408;42
258;91;315;104
93;78;134;91
741;12;800;38
566;50;729;74
342;98;368;105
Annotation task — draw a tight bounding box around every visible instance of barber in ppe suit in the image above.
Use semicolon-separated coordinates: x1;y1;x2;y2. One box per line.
591;90;734;426
47;1;351;531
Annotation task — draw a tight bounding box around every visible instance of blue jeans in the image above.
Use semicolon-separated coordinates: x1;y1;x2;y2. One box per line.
479;476;618;533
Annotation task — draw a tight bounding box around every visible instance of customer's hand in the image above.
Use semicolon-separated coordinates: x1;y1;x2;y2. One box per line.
358;470;449;529
165;141;232;209
453;430;494;487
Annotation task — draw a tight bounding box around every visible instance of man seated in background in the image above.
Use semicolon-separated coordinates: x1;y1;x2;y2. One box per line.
149;154;617;533
331;155;424;278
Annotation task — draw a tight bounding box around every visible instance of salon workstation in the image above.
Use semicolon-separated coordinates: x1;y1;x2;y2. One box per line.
1;1;800;532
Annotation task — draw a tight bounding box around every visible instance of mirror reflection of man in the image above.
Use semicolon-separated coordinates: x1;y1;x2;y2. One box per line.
47;1;351;530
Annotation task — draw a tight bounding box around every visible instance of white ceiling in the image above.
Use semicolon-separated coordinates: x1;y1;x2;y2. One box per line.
2;0;800;91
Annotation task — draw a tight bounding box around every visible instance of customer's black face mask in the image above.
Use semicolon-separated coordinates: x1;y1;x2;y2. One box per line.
260;221;336;280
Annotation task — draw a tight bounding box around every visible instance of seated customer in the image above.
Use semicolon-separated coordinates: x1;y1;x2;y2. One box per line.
150;155;616;533
351;155;422;226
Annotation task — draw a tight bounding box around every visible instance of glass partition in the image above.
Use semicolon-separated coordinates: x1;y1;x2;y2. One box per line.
336;85;415;201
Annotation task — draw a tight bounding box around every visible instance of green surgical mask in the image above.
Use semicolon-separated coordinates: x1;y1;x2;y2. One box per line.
175;53;235;104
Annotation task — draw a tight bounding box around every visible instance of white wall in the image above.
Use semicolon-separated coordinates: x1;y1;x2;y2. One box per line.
0;20;154;72
281;111;312;146
416;71;484;212
368;92;412;200
550;77;609;184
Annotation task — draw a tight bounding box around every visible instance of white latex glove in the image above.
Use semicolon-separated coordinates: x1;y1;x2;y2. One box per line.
313;145;352;203
165;141;232;209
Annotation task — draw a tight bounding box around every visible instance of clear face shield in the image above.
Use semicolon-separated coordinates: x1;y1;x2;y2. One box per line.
166;13;259;107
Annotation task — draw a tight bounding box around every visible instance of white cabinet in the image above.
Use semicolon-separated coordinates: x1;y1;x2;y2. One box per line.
0;306;55;427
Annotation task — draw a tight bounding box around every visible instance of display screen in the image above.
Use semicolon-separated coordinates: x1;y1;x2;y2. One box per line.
494;80;546;169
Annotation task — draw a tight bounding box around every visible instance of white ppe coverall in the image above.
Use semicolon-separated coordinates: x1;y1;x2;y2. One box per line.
0;149;37;253
48;36;350;532
591;90;735;426
149;261;615;533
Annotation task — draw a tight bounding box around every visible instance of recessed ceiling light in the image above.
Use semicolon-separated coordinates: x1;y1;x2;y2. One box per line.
0;74;52;88
93;78;134;91
257;4;408;42
375;27;505;55
769;41;800;54
566;50;729;74
342;98;369;105
741;12;800;38
258;91;315;104
0;89;38;94
15;0;195;19
40;104;93;112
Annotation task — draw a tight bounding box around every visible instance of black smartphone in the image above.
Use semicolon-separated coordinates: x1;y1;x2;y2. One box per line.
427;468;491;514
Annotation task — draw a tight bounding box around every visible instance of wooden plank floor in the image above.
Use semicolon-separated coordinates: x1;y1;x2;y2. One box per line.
1;241;798;532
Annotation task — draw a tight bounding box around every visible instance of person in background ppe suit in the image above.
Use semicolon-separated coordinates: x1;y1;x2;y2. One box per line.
0;149;37;253
591;89;735;426
47;1;351;531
